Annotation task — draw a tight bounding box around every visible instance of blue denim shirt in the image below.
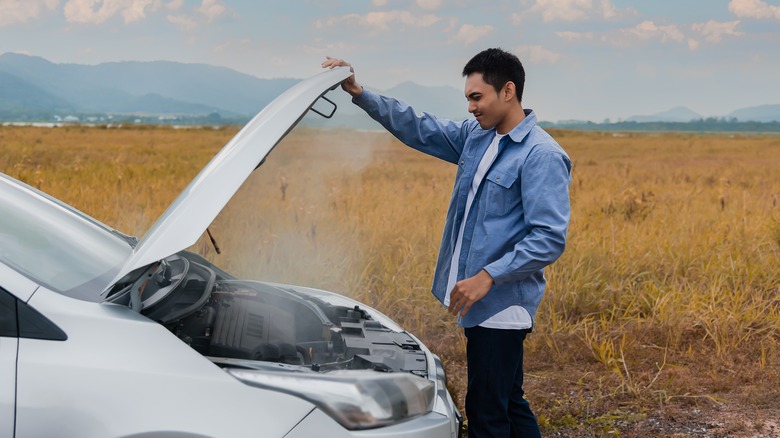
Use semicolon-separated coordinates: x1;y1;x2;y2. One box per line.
353;89;572;327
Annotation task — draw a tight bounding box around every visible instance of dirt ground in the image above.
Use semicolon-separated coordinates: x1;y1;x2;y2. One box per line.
530;378;780;437
527;358;780;437
624;405;779;438
443;350;780;437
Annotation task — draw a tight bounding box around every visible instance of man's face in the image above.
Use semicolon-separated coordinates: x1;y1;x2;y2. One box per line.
464;72;506;130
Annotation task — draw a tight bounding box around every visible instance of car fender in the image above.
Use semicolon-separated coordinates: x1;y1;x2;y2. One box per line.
16;287;315;438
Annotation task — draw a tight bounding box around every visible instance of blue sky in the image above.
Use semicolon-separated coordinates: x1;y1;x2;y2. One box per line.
1;0;778;122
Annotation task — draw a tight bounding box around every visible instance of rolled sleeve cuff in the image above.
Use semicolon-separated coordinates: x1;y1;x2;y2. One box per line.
351;88;373;107
483;263;509;285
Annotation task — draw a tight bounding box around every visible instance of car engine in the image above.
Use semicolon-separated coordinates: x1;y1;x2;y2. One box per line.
109;251;428;377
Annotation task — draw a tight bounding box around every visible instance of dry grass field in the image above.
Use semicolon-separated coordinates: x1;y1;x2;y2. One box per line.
3;124;779;436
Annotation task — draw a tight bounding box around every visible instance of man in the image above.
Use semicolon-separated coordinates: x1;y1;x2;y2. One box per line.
323;48;571;437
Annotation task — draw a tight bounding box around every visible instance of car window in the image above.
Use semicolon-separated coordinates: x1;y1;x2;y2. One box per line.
0;176;132;301
0;289;17;337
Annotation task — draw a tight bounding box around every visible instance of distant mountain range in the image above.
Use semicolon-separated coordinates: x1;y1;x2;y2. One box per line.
0;52;778;125
0;52;299;118
727;104;780;123
624;105;780;123
625;106;703;123
0;52;469;126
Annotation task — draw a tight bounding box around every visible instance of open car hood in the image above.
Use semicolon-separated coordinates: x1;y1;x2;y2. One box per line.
105;67;352;290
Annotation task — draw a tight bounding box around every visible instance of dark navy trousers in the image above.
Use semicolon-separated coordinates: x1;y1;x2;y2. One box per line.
464;326;541;438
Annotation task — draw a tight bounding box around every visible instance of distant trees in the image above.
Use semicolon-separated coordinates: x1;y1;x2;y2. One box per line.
542;118;780;132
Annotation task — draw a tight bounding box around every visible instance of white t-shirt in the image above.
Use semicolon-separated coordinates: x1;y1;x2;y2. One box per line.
444;132;532;330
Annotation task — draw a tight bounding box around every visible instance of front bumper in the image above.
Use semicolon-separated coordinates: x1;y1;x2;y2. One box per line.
283;350;462;438
285;408;460;438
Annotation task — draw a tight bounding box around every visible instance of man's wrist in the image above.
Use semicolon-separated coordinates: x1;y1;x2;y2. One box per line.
480;269;495;286
348;85;363;98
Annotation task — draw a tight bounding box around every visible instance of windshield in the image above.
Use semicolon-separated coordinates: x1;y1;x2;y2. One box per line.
0;175;132;301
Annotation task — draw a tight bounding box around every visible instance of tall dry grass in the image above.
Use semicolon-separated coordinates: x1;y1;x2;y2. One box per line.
3;124;779;434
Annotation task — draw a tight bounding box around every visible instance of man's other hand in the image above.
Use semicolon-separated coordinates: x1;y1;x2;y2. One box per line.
448;270;494;318
321;56;363;97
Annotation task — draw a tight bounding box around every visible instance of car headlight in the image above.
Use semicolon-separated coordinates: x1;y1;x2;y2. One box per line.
227;369;435;430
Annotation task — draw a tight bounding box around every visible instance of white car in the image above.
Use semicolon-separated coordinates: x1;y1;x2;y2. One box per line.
0;67;462;438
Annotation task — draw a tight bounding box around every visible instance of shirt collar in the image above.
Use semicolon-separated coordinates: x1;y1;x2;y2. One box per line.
503;109;536;144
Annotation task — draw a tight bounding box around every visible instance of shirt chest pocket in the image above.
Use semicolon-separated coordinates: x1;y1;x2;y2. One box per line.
484;169;519;215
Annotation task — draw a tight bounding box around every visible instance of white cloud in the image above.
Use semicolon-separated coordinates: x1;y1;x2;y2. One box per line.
599;0;617;19
372;0;387;6
561;19;743;50
529;0;634;22
167;13;196;30
63;0;163;24
315;10;442;31
555;30;594;41
558;20;740;50
625;20;685;43
416;0;441;10
0;0;42;26
122;0;161;23
0;0;58;26
728;0;780;19
366;10;440;29
196;0;226;22
532;0;589;22
63;0;122;24
691;20;743;42
165;0;183;11
314;13;352;29
164;0;226;30
443;16;458;32
513;45;561;64
453;23;494;46
58;0;202;26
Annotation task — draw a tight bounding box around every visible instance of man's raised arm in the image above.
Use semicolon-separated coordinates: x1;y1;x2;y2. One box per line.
321;57;363;97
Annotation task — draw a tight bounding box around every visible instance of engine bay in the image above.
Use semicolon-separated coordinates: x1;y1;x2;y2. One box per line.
107;252;428;377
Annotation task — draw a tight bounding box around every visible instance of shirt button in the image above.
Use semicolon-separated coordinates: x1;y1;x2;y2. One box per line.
496;177;500;181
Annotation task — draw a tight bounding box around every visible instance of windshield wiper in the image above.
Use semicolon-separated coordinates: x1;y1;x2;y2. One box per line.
206;228;221;254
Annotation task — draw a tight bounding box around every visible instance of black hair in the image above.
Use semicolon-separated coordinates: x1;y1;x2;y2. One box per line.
462;48;525;103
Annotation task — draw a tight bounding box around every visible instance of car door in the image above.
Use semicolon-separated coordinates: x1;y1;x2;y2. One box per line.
0;287;19;438
1;264;49;438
